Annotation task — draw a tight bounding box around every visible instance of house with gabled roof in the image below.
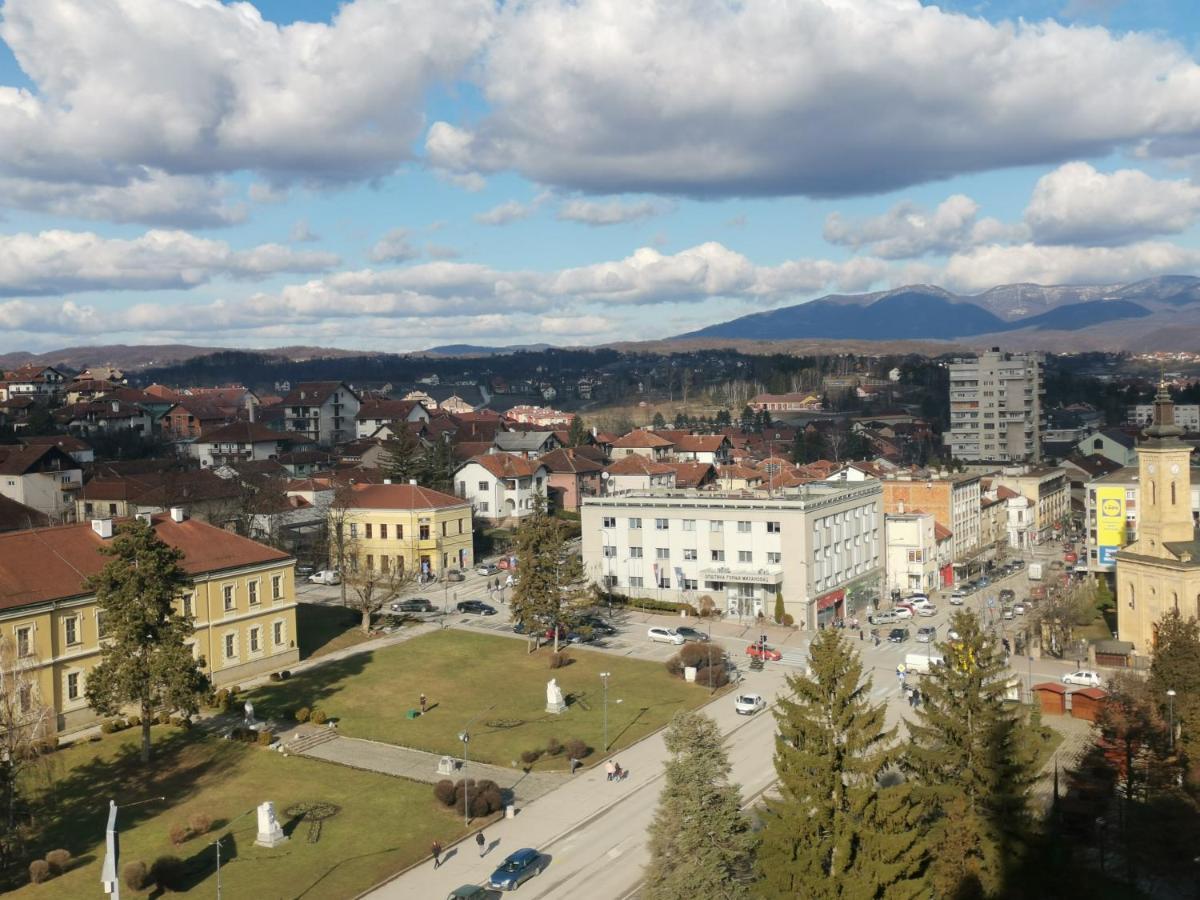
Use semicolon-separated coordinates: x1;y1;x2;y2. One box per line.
454;452;549;523
355;398;430;439
541;448;604;510
611;429;674;461
190;421;297;469
0;444;83;522
282;381;360;446
603;454;676;493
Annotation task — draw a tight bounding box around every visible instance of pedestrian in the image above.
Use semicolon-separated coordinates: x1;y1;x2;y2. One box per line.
570;756;581;776
431;839;442;868
605;760;615;782
419;693;427;714
859;628;864;642
476;831;486;857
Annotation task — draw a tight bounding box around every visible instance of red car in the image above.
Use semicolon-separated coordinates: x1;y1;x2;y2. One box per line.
746;643;782;661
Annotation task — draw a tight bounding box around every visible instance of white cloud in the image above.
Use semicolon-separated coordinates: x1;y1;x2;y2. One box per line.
429;0;1200;198
289;219;319;243
367;228;419;263
474;200;535;226
823;194;1024;259
425;244;461;260
1024;161;1200;245
0;229;339;295
556;198;673;226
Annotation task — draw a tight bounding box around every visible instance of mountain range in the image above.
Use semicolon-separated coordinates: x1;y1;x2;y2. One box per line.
676;275;1200;350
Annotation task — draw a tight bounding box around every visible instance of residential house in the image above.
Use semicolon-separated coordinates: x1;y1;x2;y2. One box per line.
664;462;716;490
603;455;676;493
749;392;823;413
340;481;474;579
0;513;299;733
493;431;562;458
355;398;430;439
540;448;604;511
191;421;293;469
54;400;153;436
455;453;550;523
1;365;68;402
282;382;361;446
610;430;674;461
504;405;574;427
670;434;732;465
1076;428;1138;468
885;512;939;595
0;397;35;430
0;444;82;522
76;470;243;527
716;465;765;491
18;434;94;465
162;400;232;441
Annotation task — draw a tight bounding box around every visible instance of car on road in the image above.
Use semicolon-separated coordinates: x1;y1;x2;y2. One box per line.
648;626;685;645
893;606;914;620
488;848;544;891
915;604;938;617
1013;602;1027;615
949;590;966;605
457;600;497;616
444;569;466;582
1063;670;1103;688
390;597;435;613
734;693;767;715
868;610;898;625
998;588;1016;603
307;569;341;585
447;886;491;900
577;616;616;637
295;564;314;578
1001;606;1015;620
946;626;961;642
915;625;937;643
888;627;910;643
1012;559;1026;569
476;562;500;576
675;626;710;643
746;643;783;661
978;576;991;587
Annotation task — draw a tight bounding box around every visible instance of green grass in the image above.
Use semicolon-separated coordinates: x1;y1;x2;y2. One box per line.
1033;724;1066;772
250;629;719;769
296;603;374;660
12;726;467;899
1074;616;1115;643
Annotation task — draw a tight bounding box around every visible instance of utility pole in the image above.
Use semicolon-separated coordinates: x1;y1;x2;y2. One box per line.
600;672;611;752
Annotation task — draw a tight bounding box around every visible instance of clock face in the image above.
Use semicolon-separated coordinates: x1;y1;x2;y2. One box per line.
1171;463;1181;475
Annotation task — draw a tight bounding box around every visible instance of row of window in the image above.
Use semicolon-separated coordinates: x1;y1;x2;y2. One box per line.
213;574;284;614
222;619;288;662
601;516;781;533
602;546;782;565
350;520;466;541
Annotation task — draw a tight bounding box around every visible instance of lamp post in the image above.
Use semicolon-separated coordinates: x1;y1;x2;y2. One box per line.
1167;689;1177;752
1027;655;1034;701
600;672;611;752
458;730;471;825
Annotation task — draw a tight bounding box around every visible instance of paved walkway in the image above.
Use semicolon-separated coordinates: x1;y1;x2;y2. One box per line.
1031;712;1093;811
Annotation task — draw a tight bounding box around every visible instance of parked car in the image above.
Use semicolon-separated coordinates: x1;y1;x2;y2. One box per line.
391;597;435;613
675;626;710;643
1001;606;1015;620
893;606;915;620
998;588;1016;603
916;625;937;643
868;610;898;625
946;626;961;642
457;600;497;616
949;590;966;605
308;569;341;585
978;576;991;587
916;604;938;617
1013;602;1027;615
746;643;782;661
734;693;767;715
476;562;500;576
648;626;685;645
447;887;490;900
888;627;910;643
578;616;616;637
488;848;544;891
1063;670;1103;688
295;564;314;578
444;569;466;583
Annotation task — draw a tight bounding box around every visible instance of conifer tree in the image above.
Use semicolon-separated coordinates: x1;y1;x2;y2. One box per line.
419;435;456;494
645;710;754;900
1148;608;1200;769
510;492;584;651
757;628;925;899
567;415;589;447
652;412;667;429
903;610;1039;897
381;427;425;484
84;520;209;764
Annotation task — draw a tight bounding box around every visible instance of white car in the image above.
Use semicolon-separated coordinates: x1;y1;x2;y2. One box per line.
648;626;685;645
949;591;966;605
893;606;914;620
307;569;341;585
1063;670;1103;688
916;604;938;617
734;693;767;715
1013;602;1027;615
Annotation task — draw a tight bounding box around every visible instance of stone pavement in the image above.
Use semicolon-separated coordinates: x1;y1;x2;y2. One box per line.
1031;712;1094;811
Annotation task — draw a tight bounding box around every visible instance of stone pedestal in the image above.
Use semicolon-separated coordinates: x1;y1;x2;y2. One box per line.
437;755;459;775
545;677;567;714
254;801;288;849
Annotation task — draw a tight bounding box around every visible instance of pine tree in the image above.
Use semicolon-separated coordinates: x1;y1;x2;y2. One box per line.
903;610;1038;896
652;412;667;429
567;415;589;447
83;520;209;764
1148;608;1200;769
644;710;754;900
790;430;807;465
510;492;584;652
420;436;455;494
757;628;925;899
382;427;425;484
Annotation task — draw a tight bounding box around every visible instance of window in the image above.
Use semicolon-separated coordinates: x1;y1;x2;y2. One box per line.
710;520;723;532
272;575;282;600
442;521;448;537
737;521;751;533
602;517;616;528
711;550;725;562
629;546;643;558
223;585;235;611
629;517;642;529
656;548;670;560
629;576;644;588
249;627;261;653
683;549;697;561
183;593;194;618
365;523;373;539
66;672;79;702
602;575;618;588
767;521;781;534
224;633;236;659
381;555;390;573
381;524;388;539
738;550;753;563
248;581;259;606
420;524;431;540
18;684;31;713
16;626;32;658
682;519;696;532
273;621;285;646
478;481;489;491
767;552;782;564
479;502;489;513
603;545;617;558
349;523;358;539
682;578;698;590
96;610;108;639
655;518;669;530
64;616;79;646
366;554;374;570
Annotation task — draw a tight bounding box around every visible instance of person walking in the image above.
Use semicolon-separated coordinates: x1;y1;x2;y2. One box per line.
570;756;581;776
605;760;616;782
859;628;864;642
431;840;442;869
476;831;486;857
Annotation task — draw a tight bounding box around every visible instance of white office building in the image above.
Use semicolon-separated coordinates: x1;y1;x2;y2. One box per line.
948;348;1044;463
581;481;883;630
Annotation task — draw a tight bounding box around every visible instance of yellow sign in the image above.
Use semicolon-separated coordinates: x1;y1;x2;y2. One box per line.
1096;486;1126;560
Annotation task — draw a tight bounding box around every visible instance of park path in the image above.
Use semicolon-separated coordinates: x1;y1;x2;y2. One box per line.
1031;712;1094;811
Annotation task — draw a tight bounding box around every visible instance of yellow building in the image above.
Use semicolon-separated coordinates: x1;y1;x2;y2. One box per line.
1116;386;1200;653
0;511;299;734
342;482;473;578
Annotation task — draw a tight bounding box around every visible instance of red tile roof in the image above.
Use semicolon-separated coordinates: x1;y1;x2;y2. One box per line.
664;462;715;488
463;452;546;479
282;381;357;406
605;455;675;476
356;398;423;421
344;482;467;510
0;495;49;533
197;421;285;444
540;448;604;475
673;434;727;453
0;443;76;476
611;430;674;449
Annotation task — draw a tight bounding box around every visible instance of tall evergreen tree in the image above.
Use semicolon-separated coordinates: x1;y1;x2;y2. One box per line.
83;520;209;764
510;492;585;652
903;611;1039;897
381;426;425;484
652;412;667;429
645;710;754;900
420;435;456;494
757;628;925;899
567;415;589;447
790;430;807;465
1148;608;1200;770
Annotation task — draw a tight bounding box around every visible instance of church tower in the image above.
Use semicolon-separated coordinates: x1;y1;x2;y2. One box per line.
1132;381;1194;557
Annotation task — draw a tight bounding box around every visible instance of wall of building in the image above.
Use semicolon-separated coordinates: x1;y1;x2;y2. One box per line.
343;505;473;576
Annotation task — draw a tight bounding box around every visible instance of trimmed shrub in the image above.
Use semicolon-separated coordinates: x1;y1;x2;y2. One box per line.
169;715;191;729
269;672;282;682
156;712;172;726
257;729;275;747
781;613;795;628
311;709;328;725
546;737;563;756
36;738;58;755
122;860;149;891
44;849;71;874
28;859;50;884
433;779;456;806
294;706;311;723
151;855;186;891
565;738;589;760
520;748;542;765
127;715;141;728
100;719;121;734
169;823;191;846
548;651;568;670
213;689;230;710
188;813;212;837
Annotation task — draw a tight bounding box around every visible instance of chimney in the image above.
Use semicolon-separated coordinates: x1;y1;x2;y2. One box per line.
247;395;257;423
170;507;186;523
383;478;392;485
136;512;153;526
409;478;418;485
91;518;113;539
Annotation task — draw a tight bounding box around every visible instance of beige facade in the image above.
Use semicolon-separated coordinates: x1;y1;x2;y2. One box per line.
948;349;1044;463
990;466;1070;544
341;482;474;578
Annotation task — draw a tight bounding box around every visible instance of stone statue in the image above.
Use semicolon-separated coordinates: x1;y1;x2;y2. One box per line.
545;678;566;714
254;800;287;848
244;700;256;727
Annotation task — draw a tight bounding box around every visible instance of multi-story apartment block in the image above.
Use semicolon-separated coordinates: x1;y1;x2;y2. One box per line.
884;512;940;595
990;466;1071;545
0;511;299;733
948;348;1044;463
880;471;982;567
0;443;83;523
581;481;883;629
282;381;361;447
340;481;473;579
1128;403;1200;433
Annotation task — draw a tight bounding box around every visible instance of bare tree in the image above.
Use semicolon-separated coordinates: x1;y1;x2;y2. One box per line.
344;560;415;634
325;480;357;607
0;636;53;837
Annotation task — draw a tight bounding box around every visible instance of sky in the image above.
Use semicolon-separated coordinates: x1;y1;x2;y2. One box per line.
3;0;1200;354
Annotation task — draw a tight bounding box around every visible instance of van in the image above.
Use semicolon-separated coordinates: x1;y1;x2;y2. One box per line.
905;652;945;675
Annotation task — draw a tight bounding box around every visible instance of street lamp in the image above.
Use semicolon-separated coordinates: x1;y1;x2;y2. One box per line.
600;672;611;752
458;730;471;825
1167;689;1177;752
1027;655;1034;701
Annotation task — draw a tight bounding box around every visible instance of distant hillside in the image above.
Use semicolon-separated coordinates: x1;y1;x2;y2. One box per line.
0;344;376;374
420;343;555;357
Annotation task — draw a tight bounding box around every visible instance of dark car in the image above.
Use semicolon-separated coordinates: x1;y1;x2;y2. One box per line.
578;616;616;636
998;588;1015;603
488;848;543;891
888;627;910;643
447;887;491;900
457;600;497;616
444;569;466;583
675;626;710;643
391;597;435;613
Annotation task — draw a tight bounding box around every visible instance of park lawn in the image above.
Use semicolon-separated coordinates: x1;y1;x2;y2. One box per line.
14;726;465;899
296;603;375;660
250;629;720;769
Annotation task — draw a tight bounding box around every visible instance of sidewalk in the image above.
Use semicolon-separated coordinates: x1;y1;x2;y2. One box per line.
1031;714;1093;812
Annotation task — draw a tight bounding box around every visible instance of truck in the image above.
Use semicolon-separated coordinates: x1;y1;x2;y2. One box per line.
904;653;945;675
1027;562;1043;581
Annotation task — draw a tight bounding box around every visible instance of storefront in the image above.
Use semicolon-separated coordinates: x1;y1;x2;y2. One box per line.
816;588;845;628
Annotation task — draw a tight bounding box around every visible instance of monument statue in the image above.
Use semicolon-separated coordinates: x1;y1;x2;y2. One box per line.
545;678;567;714
254;800;288;848
244;700;256;727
